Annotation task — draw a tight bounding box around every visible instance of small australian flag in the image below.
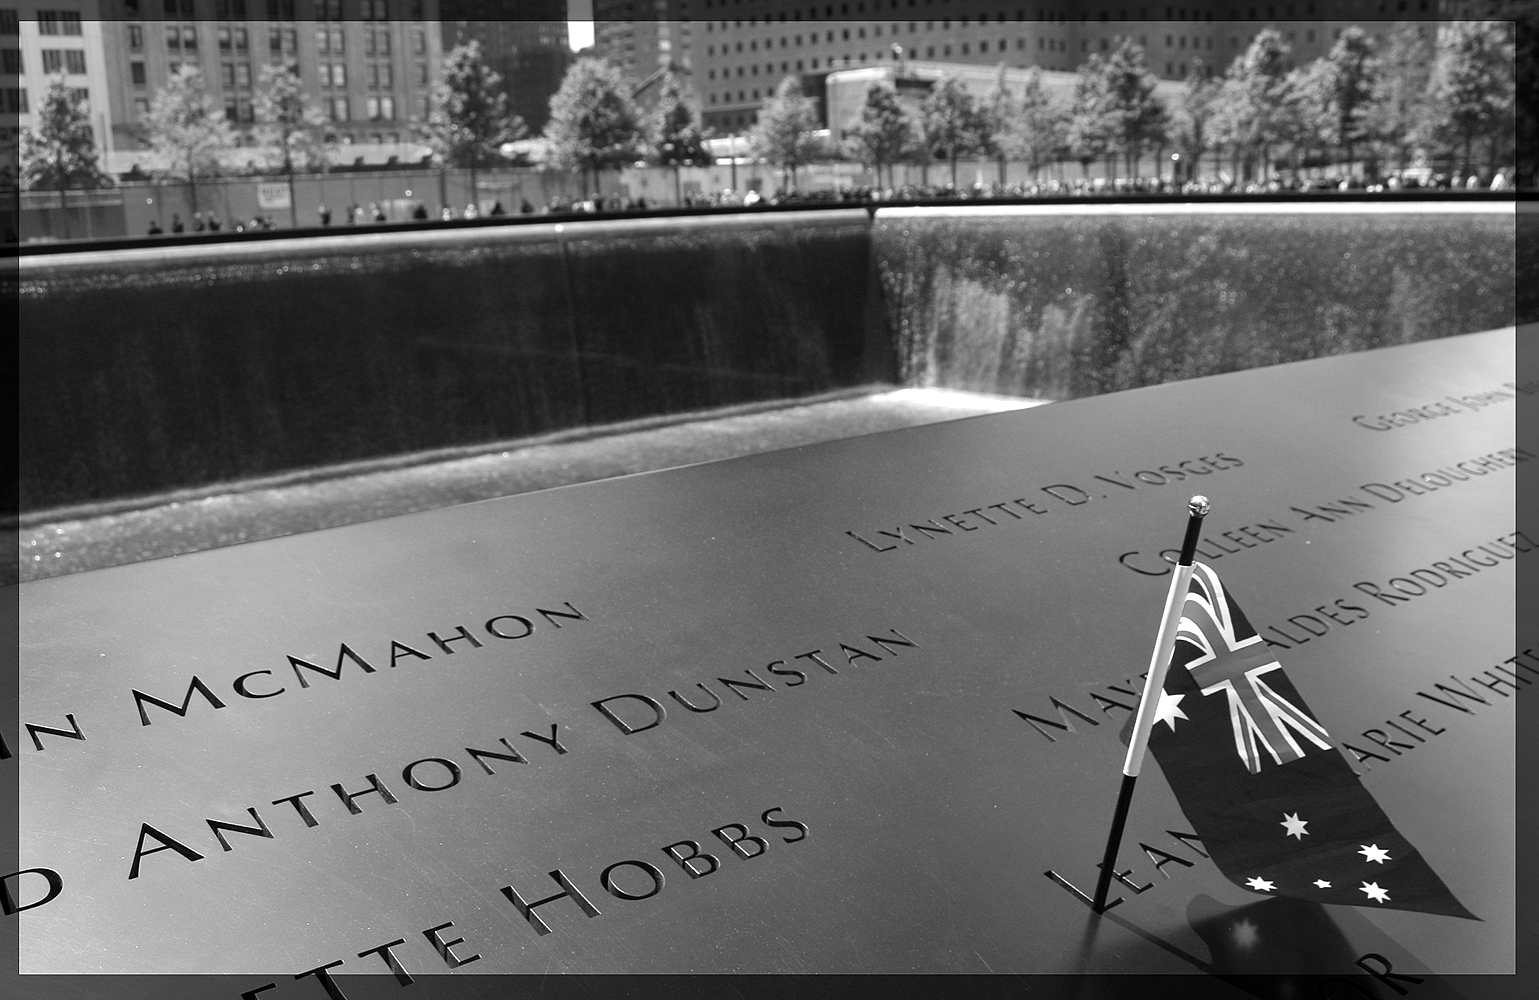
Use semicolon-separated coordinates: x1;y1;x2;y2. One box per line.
1124;563;1476;920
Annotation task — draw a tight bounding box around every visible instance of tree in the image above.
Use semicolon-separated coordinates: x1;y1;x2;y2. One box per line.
648;73;712;204
20;76;112;239
1282;59;1332;176
1425;19;1515;177
979;67;1015;185
1211;29;1294;183
420;40;525;209
253;61;330;227
1316;26;1378;176
920;74;984;187
1098;38;1168;179
844;82;914;189
142;65;235;215
1366;21;1436;173
1066;54;1116;178
999;68;1068;182
1170;61;1221;182
748;76;821;191
544;57;644;196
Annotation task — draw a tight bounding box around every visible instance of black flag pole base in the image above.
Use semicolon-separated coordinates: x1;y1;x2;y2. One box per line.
1089;773;1139;912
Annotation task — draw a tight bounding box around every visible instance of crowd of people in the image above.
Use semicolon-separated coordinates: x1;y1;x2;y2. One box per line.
141;166;1514;236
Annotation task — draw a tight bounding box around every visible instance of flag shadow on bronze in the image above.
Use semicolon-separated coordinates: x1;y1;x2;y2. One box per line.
1121;563;1476;920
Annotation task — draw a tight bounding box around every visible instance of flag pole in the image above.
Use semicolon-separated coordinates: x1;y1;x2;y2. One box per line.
1090;495;1210;913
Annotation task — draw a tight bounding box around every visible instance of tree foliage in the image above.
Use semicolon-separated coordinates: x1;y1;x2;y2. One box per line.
254;62;330;177
1366;21;1436;170
649;73;712;167
1211;29;1294;181
1066;54;1116;172
920;75;985;185
1426;19;1514;175
844;82;915;185
998;68;1068;179
544;57;645;186
1170;61;1221;177
420;40;525;172
748;76;822;184
21;76;112;198
141;65;235;212
1096;38;1169;177
1315;26;1378;169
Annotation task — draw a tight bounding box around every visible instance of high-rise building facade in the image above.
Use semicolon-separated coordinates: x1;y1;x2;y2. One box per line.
95;0;444;167
441;0;568;133
592;0;696;87
600;0;1471;134
3;1;116;172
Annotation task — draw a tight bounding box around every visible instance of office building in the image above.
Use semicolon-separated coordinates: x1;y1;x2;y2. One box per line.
441;0;568;133
3;1;116;171
94;0;444;171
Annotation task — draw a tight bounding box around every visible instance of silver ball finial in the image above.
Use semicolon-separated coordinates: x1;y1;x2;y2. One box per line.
1189;496;1210;517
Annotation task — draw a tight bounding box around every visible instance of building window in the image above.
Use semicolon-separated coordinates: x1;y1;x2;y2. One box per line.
415;94;428;119
268;26;281;54
0;9;17;34
219;26;231;52
316;27;329;54
221;62;235;87
414;61;427;85
234;27;248;52
265;0;295;18
332;62;346;86
328;28;343;54
182;26;197;50
365;95;379;119
37;11;59;34
235;62;250;87
62;48;85;73
224;97;238;120
69;87;88;106
129;24;144;50
3;87;27;113
331;95;350;121
412;26;425;54
41;49;62;72
380;95;394;120
376;29;390;55
318;0;341;19
361;0;389;20
0;47;19;73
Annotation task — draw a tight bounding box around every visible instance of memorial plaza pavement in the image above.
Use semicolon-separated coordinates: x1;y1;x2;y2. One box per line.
18;387;1046;584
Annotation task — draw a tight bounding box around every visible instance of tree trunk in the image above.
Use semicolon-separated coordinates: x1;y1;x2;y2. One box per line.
469;163;479;214
287;165;298;229
949;150;958;187
188;170;200;215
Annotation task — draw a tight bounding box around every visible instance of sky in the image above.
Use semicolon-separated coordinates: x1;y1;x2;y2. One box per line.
568;0;593;51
